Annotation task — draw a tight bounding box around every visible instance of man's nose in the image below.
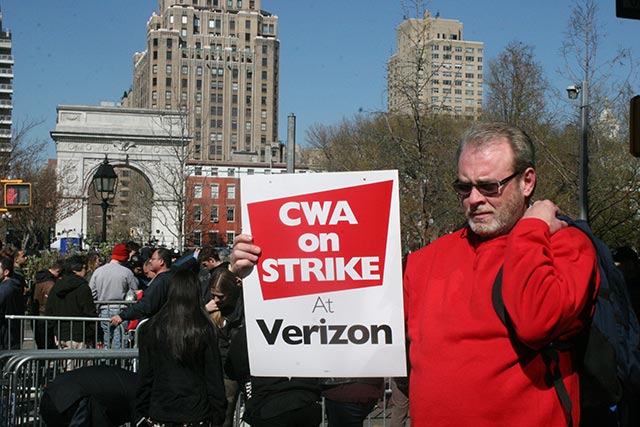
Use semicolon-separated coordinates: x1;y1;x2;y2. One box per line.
466;186;487;205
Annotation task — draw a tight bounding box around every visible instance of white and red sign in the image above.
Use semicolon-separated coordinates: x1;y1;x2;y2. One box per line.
241;170;406;377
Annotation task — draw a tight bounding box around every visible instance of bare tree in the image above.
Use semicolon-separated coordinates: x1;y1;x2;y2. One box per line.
1;119;60;249
559;0;640;243
151;111;192;251
484;41;550;129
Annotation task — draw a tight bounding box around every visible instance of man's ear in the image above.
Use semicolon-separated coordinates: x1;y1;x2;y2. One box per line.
521;167;536;197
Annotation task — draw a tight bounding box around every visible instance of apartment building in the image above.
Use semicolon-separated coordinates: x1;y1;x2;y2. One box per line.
0;8;13;158
125;0;280;164
388;11;484;119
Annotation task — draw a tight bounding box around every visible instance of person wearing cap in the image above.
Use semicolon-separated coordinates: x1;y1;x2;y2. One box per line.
89;243;139;349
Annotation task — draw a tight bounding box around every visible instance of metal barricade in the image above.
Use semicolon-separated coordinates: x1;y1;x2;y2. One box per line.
5;315;132;350
0;349;138;427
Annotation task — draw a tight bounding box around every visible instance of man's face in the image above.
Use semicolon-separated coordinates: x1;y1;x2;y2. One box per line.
15;251;27;266
148;251;164;273
457;139;528;239
202;258;221;271
74;265;88;279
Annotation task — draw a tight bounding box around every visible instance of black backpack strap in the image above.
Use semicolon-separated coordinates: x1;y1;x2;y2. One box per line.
491;266;507;325
493;267;573;427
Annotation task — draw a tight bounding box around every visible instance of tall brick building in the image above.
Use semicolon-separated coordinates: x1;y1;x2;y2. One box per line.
124;0;280;163
388;11;484;119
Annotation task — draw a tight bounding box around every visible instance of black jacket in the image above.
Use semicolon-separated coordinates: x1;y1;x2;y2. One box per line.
136;323;226;424
0;277;26;349
225;326;320;424
45;273;96;343
119;270;174;321
40;366;138;427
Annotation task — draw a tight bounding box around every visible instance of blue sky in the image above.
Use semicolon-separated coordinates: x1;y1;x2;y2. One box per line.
3;0;640;159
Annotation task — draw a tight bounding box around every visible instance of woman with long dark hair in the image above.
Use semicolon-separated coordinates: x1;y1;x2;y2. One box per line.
206;269;243;427
137;269;226;427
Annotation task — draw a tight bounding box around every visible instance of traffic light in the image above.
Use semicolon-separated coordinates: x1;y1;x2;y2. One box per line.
4;183;32;208
617;0;640;20
631;96;640;157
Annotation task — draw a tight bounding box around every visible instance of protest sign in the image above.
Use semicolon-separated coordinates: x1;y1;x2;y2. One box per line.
241;170;406;377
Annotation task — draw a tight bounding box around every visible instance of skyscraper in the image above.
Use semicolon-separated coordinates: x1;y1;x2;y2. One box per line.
388;11;483;119
0;7;13;158
125;0;279;163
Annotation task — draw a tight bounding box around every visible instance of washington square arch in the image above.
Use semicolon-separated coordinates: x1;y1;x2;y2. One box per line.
51;104;186;248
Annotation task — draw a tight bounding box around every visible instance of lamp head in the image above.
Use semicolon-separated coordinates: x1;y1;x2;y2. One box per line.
566;84;581;100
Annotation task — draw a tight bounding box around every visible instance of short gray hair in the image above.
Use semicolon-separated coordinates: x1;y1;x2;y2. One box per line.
457;122;535;173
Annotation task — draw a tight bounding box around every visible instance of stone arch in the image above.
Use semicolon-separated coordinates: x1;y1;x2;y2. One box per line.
52;105;185;247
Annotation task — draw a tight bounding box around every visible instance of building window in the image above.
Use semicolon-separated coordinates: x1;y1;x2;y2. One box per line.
211;184;219;199
228;184;236;200
227;206;235;222
195;166;202;176
165;91;171;100
209;230;219;245
210;205;219;222
193;230;202;246
226;231;235;246
194;184;203;198
194;205;202;221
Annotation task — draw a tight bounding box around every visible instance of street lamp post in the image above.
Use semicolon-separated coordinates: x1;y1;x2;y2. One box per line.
567;80;589;222
92;156;118;243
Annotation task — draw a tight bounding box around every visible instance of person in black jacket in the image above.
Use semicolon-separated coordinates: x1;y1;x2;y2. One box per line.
44;255;95;348
111;248;174;326
136;269;226;426
206;269;243;427
225;326;322;427
39;365;138;427
0;257;25;349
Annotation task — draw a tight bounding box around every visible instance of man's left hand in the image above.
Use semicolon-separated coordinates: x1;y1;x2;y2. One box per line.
523;200;568;235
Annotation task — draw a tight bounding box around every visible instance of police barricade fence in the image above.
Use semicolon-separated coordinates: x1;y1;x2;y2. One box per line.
5;301;137;350
4;315;133;351
1;317;395;426
0;349;138;427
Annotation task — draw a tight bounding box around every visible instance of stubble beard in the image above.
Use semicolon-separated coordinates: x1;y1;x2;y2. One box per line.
467;192;525;239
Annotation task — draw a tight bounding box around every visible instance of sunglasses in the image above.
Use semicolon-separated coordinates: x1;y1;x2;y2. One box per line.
452;171;521;197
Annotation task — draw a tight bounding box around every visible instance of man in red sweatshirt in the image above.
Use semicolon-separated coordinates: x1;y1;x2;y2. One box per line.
400;122;599;426
230;122;599;427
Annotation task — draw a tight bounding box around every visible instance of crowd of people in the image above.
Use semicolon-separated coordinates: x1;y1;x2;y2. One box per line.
3;122;640;426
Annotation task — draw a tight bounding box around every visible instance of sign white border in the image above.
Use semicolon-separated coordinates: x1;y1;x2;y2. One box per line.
240;170;406;377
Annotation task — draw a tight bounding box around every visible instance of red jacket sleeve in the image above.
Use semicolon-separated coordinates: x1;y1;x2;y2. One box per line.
501;218;599;350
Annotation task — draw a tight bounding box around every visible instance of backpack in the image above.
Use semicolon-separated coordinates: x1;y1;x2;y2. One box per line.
492;215;640;427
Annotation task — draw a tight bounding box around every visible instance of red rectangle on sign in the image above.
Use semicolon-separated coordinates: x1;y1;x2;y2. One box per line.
247;180;393;300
